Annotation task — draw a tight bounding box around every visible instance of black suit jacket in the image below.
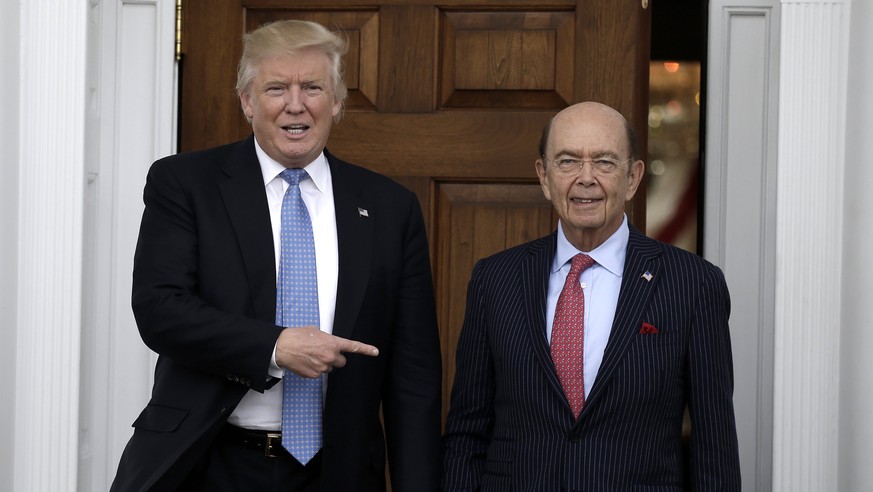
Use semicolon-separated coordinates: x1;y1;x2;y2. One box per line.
443;227;741;491
112;136;442;491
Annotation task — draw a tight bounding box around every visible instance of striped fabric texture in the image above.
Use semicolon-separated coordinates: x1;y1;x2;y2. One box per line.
443;226;741;491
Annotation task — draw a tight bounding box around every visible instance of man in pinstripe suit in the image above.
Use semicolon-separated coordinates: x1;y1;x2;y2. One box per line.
443;102;741;491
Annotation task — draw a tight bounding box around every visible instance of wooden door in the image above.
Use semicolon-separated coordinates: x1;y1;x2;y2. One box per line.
180;0;650;424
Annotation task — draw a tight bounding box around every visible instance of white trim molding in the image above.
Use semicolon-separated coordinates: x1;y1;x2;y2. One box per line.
15;1;88;489
708;1;853;489
0;0;20;489
79;0;177;489
705;2;780;491
839;0;873;489
773;0;850;490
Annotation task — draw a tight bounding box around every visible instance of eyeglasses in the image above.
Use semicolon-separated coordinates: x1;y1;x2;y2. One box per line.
544;157;633;176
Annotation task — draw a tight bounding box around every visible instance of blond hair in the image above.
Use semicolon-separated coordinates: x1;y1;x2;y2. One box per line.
236;20;349;121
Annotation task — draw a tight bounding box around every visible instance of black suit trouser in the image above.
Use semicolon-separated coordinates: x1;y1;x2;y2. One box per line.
178;426;322;492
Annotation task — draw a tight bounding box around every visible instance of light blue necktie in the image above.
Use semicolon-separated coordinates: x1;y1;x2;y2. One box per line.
276;168;322;464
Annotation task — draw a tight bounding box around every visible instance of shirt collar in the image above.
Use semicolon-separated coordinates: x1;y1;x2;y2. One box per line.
253;137;329;193
552;215;629;278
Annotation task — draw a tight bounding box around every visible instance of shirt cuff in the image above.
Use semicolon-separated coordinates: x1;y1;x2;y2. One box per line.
268;343;283;378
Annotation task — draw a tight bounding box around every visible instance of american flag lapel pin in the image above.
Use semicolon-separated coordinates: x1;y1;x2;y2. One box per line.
357;207;369;218
642;271;653;282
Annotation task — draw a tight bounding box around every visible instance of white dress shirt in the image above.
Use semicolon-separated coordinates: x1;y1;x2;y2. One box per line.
227;139;338;430
545;215;629;399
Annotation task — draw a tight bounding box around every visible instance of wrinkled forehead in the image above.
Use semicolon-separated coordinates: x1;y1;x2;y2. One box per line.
548;108;629;157
255;50;330;75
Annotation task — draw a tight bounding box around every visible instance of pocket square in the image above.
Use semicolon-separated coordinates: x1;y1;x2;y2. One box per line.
640;322;659;334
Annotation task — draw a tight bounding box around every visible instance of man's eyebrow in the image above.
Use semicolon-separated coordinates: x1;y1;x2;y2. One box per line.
588;149;620;158
552;149;620;158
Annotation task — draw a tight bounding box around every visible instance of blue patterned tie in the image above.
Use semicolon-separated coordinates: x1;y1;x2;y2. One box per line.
276;168;322;464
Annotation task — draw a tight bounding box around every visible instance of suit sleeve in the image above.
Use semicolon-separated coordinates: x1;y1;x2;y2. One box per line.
382;193;443;491
442;260;495;491
132;159;282;391
687;264;742;489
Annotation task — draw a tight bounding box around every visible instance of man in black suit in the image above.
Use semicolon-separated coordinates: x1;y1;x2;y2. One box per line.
112;20;441;491
443;101;741;490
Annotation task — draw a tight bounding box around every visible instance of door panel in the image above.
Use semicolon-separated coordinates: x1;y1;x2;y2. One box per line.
436;183;556;419
440;11;575;109
181;0;650;428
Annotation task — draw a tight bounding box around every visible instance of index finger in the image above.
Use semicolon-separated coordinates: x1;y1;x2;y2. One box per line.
337;337;379;357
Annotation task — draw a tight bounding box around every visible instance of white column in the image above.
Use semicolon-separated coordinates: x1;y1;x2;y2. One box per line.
773;1;850;490
15;1;88;490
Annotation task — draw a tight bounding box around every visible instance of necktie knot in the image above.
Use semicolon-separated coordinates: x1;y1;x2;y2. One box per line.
280;168;309;186
568;253;595;277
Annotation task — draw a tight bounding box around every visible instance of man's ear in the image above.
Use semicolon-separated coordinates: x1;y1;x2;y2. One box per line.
535;159;552;201
331;97;341;119
240;90;254;120
625;159;645;201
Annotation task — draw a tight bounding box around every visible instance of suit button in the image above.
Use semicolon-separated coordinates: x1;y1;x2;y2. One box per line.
569;435;580;443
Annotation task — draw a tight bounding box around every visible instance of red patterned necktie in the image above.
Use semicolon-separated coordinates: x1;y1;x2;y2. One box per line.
551;253;595;419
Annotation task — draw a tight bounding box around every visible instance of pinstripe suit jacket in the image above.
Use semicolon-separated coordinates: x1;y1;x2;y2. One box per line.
443;226;740;491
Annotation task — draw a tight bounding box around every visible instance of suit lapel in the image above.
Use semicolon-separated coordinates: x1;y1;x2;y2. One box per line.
580;226;662;415
327;152;373;340
218;136;277;322
218;145;373;335
520;234;568;400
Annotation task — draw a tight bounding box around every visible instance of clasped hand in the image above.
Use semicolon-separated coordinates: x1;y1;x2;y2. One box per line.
275;326;379;379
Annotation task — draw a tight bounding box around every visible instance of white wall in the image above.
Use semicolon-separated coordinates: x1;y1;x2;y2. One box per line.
839;0;873;490
0;0;19;491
